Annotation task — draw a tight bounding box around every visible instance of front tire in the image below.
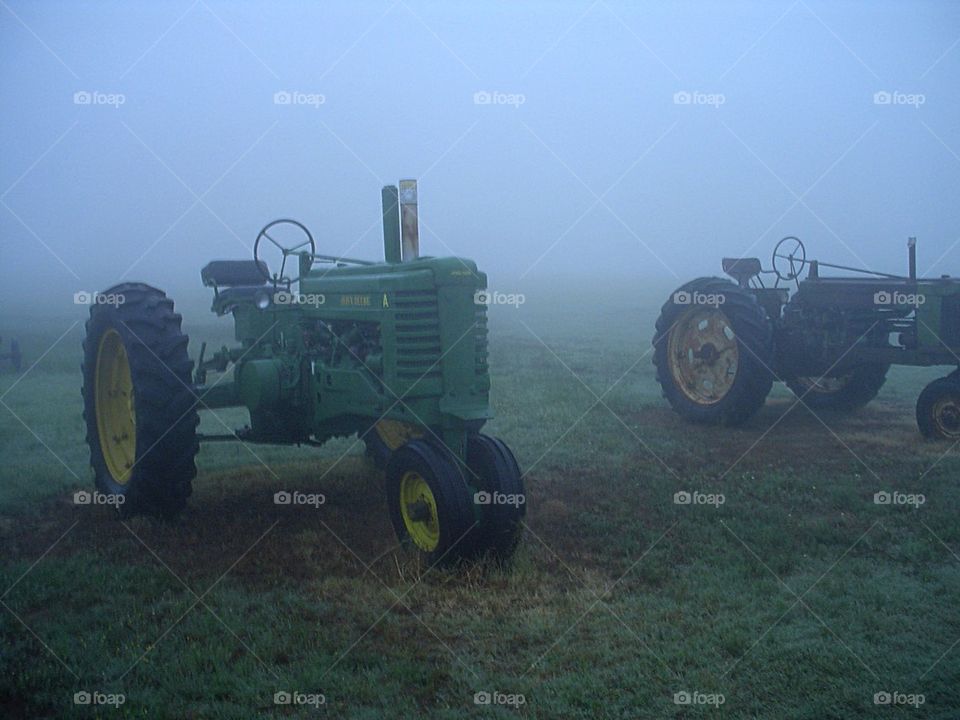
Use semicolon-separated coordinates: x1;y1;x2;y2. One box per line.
386;440;477;566
81;283;199;518
916;374;960;440
467;434;525;562
653;278;774;426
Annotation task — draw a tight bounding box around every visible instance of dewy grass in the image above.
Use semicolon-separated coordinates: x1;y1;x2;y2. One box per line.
1;286;958;718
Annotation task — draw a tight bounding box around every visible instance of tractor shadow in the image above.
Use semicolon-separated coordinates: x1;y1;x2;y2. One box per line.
3;455;416;592
624;393;942;477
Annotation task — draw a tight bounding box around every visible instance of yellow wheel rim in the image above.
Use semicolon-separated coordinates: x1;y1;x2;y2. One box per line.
668;308;740;405
95;329;136;484
399;471;440;552
932;396;960;438
375;420;424;451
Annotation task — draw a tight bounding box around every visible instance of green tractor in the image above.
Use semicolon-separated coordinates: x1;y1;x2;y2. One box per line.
81;180;525;565
654;236;960;439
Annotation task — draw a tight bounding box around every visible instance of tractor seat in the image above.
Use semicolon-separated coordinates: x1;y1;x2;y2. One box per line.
201;260;269;287
722;257;762;285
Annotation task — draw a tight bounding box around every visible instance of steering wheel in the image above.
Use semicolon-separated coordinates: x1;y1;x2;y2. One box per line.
253;219;316;285
772;236;807;282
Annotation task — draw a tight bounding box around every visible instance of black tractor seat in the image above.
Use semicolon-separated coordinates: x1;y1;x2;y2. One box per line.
201;260;269;287
722;257;762;286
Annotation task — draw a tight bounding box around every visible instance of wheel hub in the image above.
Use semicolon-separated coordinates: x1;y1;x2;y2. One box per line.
668;308;740;405
95;329;136;484
399;471;440;552
934;397;960;436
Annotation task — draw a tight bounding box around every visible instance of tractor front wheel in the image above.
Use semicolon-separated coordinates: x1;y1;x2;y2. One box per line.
466;434;525;562
81;283;199;517
786;363;888;412
653;278;774;425
916;374;960;440
386;440;477;566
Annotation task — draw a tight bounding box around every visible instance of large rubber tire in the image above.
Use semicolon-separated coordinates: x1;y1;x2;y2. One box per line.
386;439;478;566
466;434;525;562
653;277;774;426
81;283;199;518
786;363;888;412
916;374;960;440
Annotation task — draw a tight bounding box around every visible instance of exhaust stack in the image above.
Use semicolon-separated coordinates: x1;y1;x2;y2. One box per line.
399;178;420;262
381;185;401;264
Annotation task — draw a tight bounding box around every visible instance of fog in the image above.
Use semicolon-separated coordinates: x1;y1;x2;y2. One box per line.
2;0;958;316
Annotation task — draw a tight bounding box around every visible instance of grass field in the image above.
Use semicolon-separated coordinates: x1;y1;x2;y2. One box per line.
1;282;958;718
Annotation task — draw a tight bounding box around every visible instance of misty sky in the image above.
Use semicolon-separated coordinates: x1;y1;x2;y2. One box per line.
1;0;958;313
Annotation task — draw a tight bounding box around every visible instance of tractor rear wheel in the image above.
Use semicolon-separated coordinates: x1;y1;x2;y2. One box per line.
466;434;525;562
786;363;888;412
653;278;774;426
916;374;960;440
81;283;199;518
386;439;477;566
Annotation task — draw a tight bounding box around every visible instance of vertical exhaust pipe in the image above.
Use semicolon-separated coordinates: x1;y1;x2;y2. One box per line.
908;237;917;281
399;178;420;262
381;185;401;264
